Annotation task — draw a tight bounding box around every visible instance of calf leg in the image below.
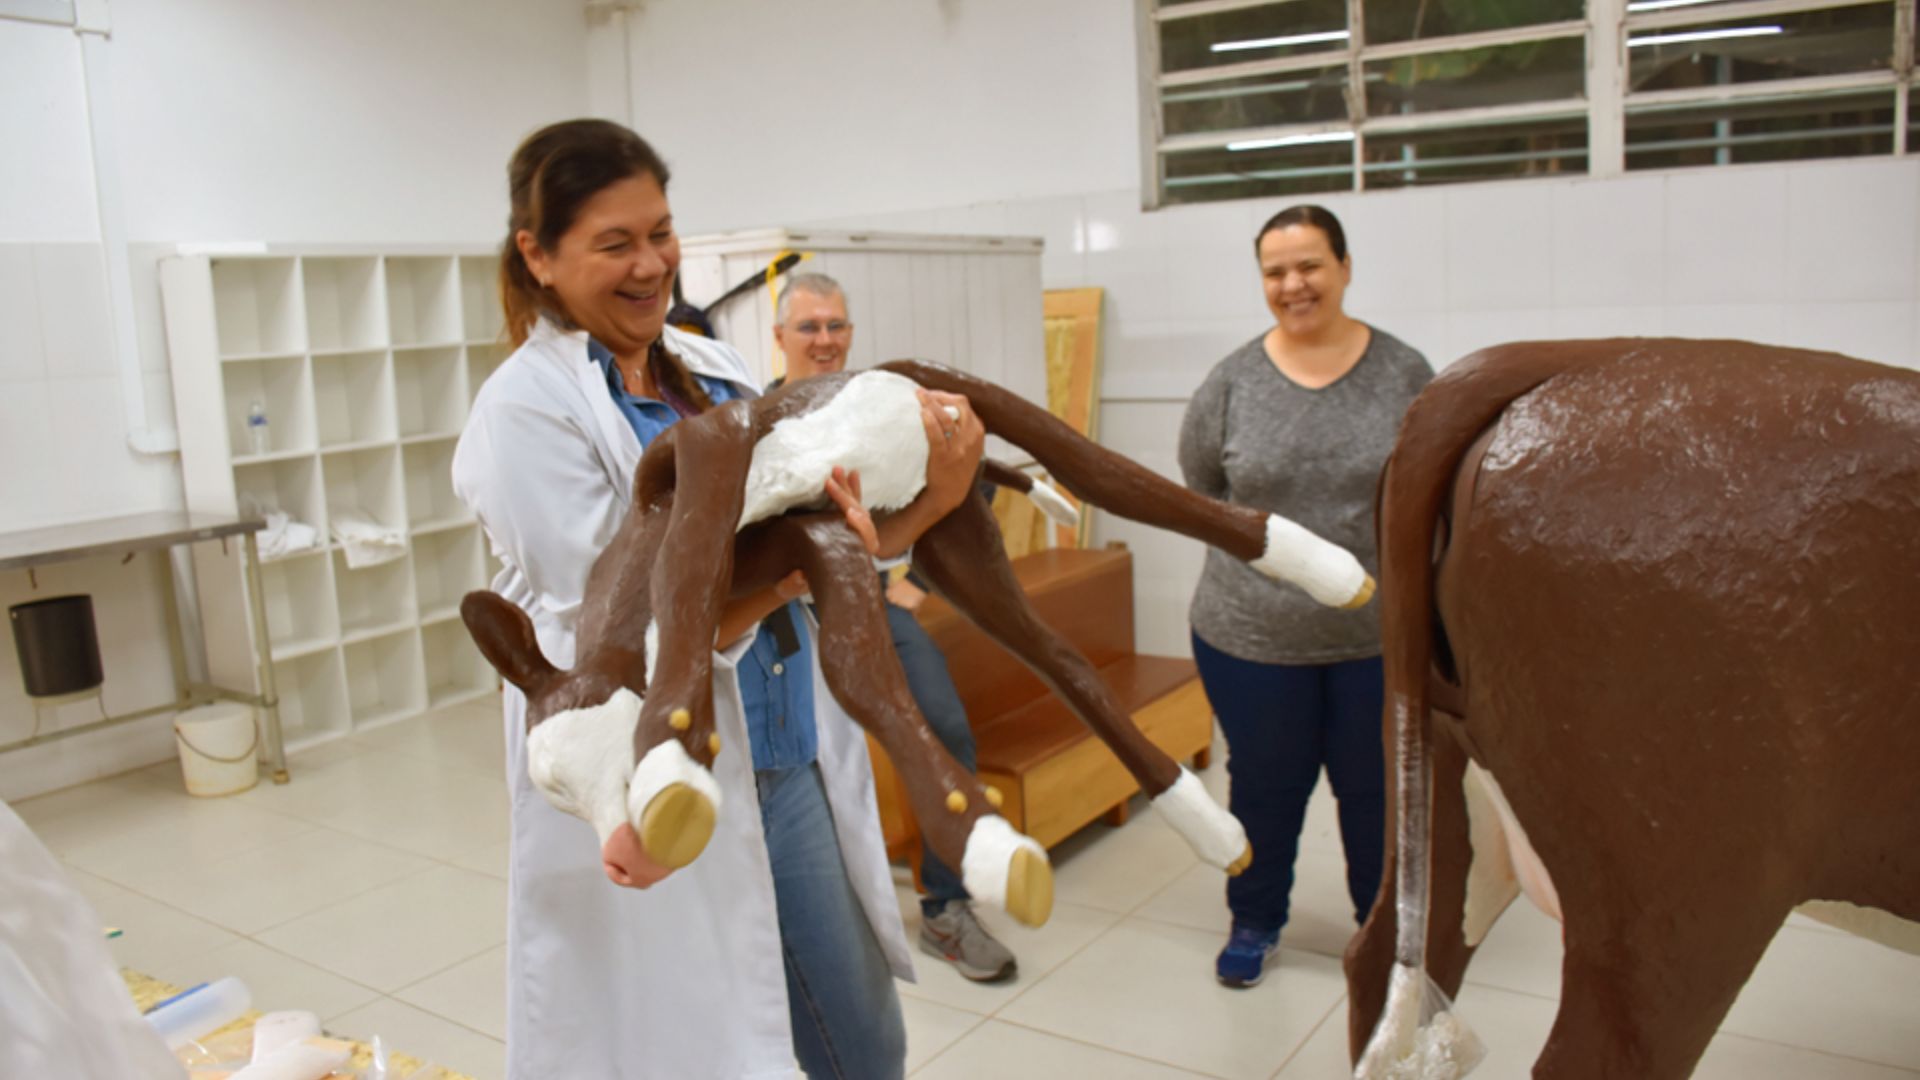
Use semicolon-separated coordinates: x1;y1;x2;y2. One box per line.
911;491;1251;873
770;512;1054;927
625;403;757;870
884;359;1371;608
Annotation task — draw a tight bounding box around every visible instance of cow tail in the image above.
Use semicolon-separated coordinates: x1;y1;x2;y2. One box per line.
1356;346;1573;1077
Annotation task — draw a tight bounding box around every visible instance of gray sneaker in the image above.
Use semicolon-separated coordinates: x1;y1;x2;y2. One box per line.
918;900;1016;982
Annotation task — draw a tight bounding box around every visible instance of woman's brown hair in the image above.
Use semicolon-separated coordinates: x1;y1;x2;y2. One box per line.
500;119;711;412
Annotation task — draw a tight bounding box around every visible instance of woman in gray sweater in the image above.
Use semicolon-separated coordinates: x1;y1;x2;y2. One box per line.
1178;205;1431;989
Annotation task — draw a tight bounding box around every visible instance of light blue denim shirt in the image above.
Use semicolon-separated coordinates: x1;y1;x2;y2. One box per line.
592;339;818;770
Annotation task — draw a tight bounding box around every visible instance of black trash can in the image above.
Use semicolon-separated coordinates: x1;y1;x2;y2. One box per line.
10;595;105;699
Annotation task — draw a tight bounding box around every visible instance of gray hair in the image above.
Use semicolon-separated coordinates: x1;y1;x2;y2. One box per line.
775;272;847;325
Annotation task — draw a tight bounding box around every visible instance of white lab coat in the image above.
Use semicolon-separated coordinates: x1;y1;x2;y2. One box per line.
452;319;912;1079
0;801;186;1080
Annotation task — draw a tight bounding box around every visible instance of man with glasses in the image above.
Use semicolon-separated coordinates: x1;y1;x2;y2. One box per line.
770;272;1020;983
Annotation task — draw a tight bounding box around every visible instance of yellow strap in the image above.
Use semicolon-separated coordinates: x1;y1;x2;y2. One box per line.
766;249;813;380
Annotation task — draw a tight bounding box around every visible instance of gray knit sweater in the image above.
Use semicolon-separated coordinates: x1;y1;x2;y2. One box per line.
1178;327;1431;664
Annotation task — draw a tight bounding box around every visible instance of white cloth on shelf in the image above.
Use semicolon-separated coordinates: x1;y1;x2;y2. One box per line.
328;511;405;568
258;511;320;559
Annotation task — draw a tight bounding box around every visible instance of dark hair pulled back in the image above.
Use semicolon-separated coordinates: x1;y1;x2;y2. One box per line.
1254;204;1348;262
500;119;712;413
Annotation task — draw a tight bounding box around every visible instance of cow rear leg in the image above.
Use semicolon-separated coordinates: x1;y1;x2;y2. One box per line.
770;514;1053;927
1535;891;1787;1079
911;492;1250;873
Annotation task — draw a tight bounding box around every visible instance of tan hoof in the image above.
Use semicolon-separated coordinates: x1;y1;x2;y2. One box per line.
638;783;716;869
1340;574;1377;611
1004;846;1054;927
1226;843;1253;877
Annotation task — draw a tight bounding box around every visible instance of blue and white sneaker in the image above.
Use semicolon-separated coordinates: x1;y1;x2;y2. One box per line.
1215;924;1281;988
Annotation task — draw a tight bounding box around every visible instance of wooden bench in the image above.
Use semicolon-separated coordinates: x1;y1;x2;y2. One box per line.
868;546;1214;878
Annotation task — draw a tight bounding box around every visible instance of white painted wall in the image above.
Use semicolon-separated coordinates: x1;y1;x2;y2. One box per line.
1;0;591;799
609;2;1920;658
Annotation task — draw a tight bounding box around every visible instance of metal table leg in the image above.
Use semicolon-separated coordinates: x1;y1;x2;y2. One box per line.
241;532;289;783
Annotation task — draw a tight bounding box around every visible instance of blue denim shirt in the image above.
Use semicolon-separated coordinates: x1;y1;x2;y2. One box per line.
592;340;818;771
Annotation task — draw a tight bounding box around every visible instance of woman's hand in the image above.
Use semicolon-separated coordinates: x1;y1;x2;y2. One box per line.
825;467;880;556
603;823;676;889
918;389;984;516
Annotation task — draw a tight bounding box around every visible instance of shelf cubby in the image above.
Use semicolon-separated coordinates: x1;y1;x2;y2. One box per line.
466;343;510;403
312;350;396;448
211;257;302;357
223;355;315;460
258;549;338;657
275;648;350;745
234;455;326;533
385;256;460;346
333;548;418;640
423;619;495;707
301;257;385;352
459;255;503;343
402;439;467;531
343;629;426;726
412;524;485;622
393;347;465;438
322;445;406;537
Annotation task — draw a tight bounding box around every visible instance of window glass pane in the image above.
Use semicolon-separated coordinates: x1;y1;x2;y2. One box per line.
1625;91;1896;169
1366;0;1584;45
1159;0;1349;75
1628;4;1896;92
1365;37;1585;116
1161;139;1355;204
1162;66;1351;135
1363;116;1588;188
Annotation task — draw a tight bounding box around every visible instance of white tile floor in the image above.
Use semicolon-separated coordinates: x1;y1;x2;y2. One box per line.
15;699;1920;1079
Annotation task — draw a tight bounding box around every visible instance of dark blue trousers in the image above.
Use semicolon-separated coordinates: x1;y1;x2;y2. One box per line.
1191;632;1386;933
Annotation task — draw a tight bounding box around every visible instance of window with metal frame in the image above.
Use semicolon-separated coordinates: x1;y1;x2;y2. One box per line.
1138;0;1918;206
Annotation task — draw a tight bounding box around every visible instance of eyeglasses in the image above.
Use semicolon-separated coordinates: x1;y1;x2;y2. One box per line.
788;320;853;338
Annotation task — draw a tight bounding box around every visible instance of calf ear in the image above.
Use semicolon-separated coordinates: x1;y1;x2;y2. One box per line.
461;591;558;694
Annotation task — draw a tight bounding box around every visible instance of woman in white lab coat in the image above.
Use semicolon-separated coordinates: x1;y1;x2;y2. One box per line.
452;119;983;1079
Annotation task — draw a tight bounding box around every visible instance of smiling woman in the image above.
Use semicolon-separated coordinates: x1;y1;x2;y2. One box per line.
454;118;935;1079
1176;203;1433;991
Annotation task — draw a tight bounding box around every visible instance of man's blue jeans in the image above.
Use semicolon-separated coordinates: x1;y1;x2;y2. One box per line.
758;763;906;1079
884;601;979;916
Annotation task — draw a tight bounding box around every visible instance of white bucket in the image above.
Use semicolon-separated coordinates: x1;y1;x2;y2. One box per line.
174;702;260;797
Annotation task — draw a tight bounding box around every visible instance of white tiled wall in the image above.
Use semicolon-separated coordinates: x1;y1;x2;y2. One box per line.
0;241;185;801
805;156;1920;656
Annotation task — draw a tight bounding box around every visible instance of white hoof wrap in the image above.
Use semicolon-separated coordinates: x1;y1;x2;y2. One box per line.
959;815;1046;909
1153;768;1249;869
627;736;724;829
1252;513;1369;608
526;688;642;845
1027;478;1080;527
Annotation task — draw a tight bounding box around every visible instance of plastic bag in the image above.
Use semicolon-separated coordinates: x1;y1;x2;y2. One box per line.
1354;963;1487;1080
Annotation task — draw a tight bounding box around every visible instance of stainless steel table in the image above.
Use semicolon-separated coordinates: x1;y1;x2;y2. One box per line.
0;511;289;783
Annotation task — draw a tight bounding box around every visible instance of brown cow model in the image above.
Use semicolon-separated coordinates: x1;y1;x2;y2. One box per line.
462;360;1376;927
1345;339;1920;1077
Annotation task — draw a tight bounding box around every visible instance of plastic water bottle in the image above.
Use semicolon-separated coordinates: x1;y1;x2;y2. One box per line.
247;399;270;455
145;975;253;1049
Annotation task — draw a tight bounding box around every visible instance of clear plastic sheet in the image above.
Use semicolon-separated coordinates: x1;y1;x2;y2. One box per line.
1354;964;1487;1079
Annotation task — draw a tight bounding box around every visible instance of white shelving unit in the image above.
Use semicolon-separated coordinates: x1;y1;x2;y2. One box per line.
163;250;507;750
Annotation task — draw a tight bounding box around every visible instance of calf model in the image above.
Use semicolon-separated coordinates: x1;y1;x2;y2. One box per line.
1349;339;1920;1077
463;360;1374;926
